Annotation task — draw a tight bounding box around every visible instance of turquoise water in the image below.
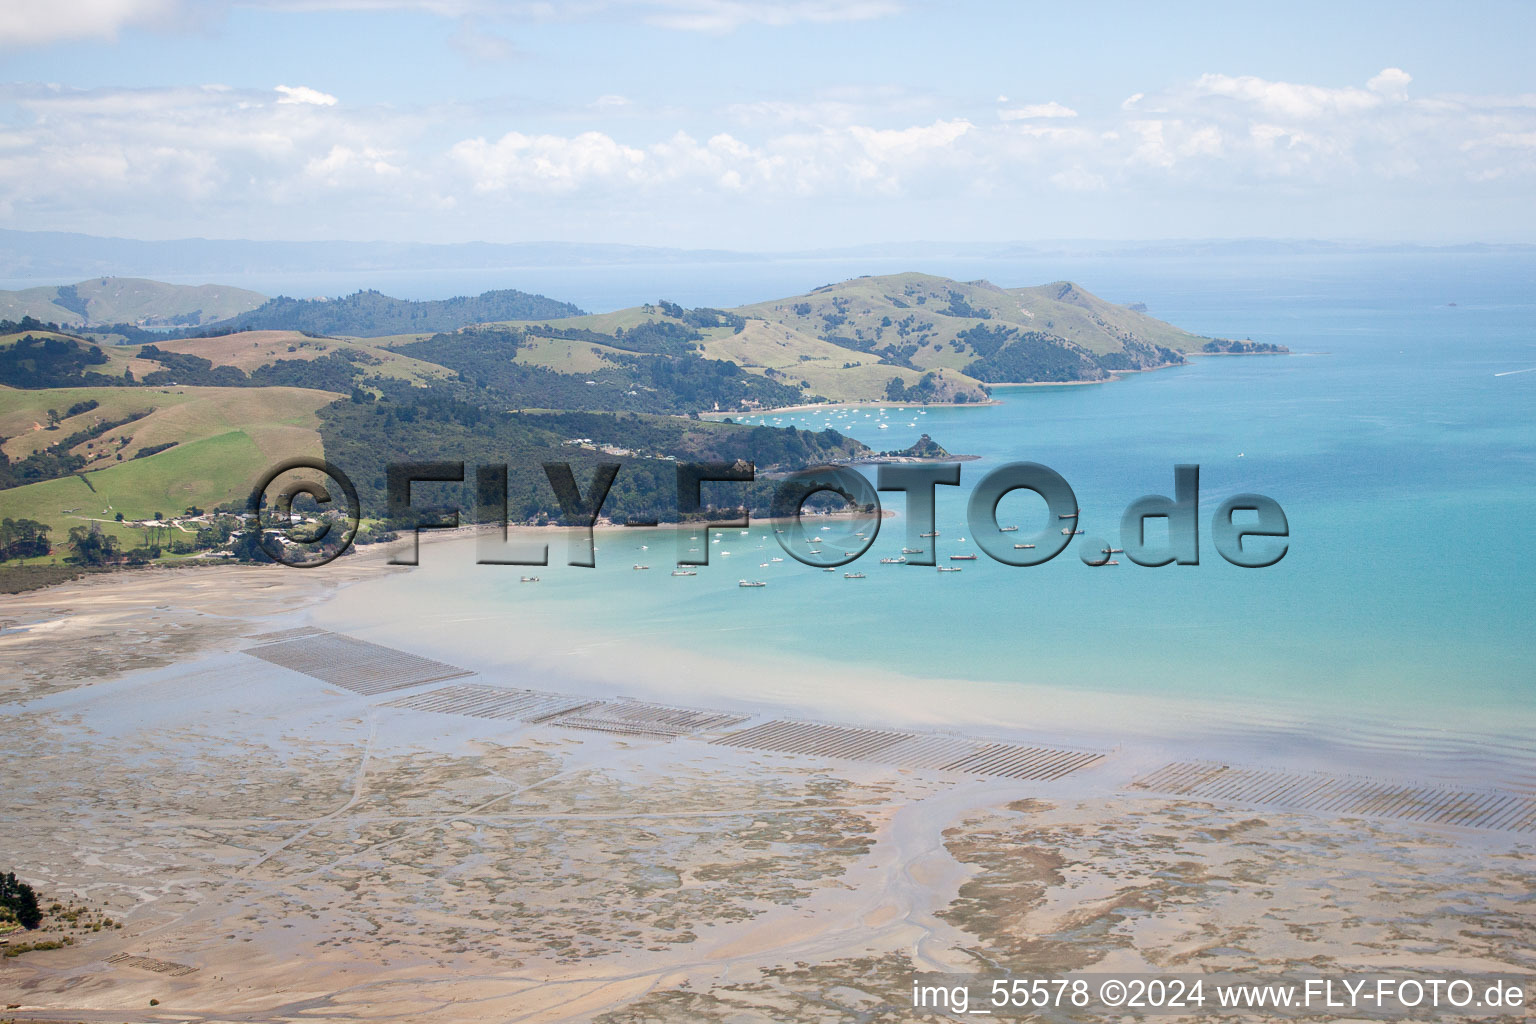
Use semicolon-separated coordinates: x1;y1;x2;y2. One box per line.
387;252;1535;736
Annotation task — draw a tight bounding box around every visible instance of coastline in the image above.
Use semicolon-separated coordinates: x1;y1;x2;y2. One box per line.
11;523;1528;780
726;354;1231;415
4;526;1535;1022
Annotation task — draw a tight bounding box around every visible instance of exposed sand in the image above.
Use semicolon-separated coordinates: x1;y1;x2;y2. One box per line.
2;542;1533;1023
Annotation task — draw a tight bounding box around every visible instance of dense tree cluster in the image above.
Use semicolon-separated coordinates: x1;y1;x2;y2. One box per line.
0;334;121;388
936;290;993;319
0;871;41;929
962;333;1106;383
319;391;867;527
0;518;51;561
155;287;585;339
396;326;804;414
1202;338;1288;353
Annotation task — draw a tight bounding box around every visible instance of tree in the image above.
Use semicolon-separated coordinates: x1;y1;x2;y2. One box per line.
0;871;41;929
1;518;51;561
46;409;61;429
67;523;120;565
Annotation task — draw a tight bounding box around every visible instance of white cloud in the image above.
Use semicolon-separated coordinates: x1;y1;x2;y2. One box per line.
450;130;649;192
276;84;339;106
1191;71;1389;119
0;0;181;47
1368;67;1413;99
4;66;1536;241
998;102;1078;121
305;144;403;184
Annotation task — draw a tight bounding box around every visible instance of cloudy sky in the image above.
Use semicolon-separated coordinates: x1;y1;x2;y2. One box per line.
1;0;1533;247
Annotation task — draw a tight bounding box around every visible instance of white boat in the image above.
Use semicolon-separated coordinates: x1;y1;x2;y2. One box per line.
999;525;1018;532
760;562;771;567
937;566;962;573
811;536;824;542
738;580;766;588
520;575;540;582
1060;509;1079;519
770;557;783;562
880;557;906;564
633;564;650;570
901;547;923;554
822;567;837;572
1092;559;1120;566
808;549;822;554
1013;543;1036;549
920;530;939;538
1062;527;1084;536
671;569;696;576
950;554;978;561
844;572;866;578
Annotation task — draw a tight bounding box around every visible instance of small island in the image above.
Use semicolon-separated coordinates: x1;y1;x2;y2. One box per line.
846;432;979;465
1200;338;1290;354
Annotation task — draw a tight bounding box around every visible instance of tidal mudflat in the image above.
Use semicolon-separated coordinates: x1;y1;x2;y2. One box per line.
2;555;1533;1023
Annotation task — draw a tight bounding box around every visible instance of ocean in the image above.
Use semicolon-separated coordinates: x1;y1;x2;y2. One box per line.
314;251;1534;773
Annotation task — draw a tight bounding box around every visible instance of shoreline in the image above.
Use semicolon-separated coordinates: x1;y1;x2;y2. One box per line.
4;524;1534;1022
11;523;1534;772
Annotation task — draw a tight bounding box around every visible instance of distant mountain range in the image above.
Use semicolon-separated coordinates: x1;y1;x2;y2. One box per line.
3;228;1529;281
0;278;585;336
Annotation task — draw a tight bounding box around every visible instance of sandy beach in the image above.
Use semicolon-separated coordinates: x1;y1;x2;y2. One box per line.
2;537;1534;1023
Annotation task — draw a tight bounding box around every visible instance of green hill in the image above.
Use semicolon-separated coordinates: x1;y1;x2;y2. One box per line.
734;273;1200;387
190;287;585;338
495;274;1213;403
0;277;266;328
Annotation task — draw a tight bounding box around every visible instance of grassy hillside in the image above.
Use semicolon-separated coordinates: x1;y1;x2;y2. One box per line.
0;384;337;542
0;277;265;327
498;296;992;404
499;274;1208;400
130;330;453;384
734;272;1201;385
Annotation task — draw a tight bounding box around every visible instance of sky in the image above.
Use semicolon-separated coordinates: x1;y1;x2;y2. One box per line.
1;0;1534;248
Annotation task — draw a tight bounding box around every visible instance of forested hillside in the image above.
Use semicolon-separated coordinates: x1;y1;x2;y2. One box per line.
187;287;584;338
